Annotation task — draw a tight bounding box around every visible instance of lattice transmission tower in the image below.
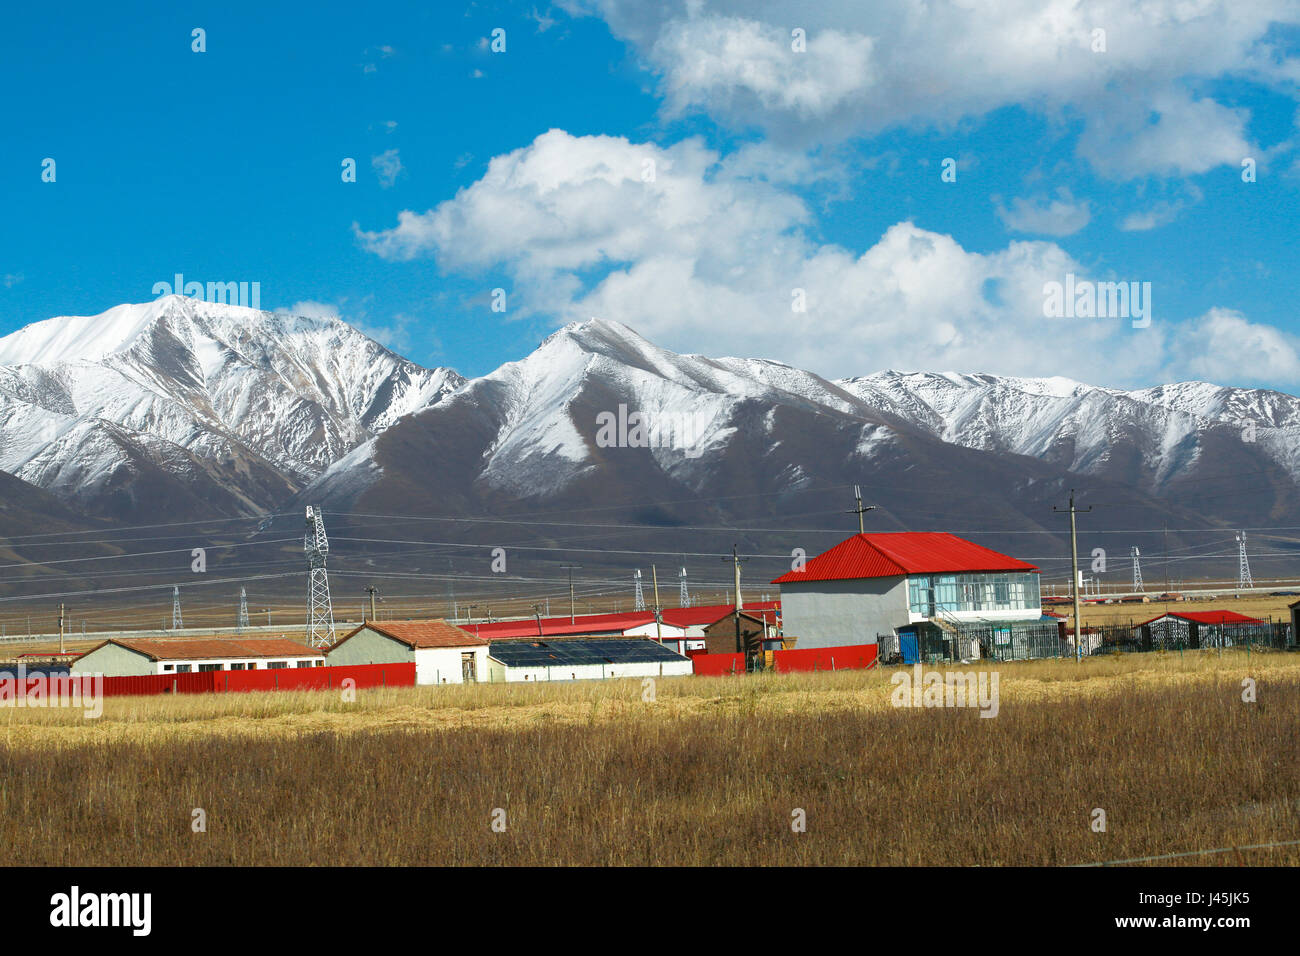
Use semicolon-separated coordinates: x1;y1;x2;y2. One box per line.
633;569;646;611
678;565;691;608
237;586;249;631
1131;547;1143;593
171;586;183;630
305;506;337;647
1237;532;1254;589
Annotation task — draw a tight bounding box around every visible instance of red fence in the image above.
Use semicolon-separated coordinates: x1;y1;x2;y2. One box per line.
773;644;877;673
690;653;746;676
3;663;416;700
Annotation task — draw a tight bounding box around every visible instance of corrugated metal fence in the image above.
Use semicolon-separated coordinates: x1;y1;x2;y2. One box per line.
6;663;416;700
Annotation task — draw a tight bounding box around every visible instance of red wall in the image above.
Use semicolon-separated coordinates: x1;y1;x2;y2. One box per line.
773;644;877;673
690;652;746;676
4;663;416;700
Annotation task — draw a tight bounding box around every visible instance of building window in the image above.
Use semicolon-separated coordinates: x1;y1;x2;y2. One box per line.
162;664;174;672
314;660;324;667
267;661;288;669
230;662;246;670
296;661;312;668
198;663;222;672
910;572;1041;615
175;664;192;673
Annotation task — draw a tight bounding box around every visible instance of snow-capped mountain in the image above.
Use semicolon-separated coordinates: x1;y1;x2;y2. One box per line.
839;371;1300;496
0;296;462;518
1;302;1297;556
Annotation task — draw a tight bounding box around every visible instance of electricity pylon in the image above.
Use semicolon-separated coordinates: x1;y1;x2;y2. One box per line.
305;506;337;647
1131;547;1143;593
1237;532;1254;589
171;586;183;630
678;565;691;608
633;569;646;611
237;586;249;631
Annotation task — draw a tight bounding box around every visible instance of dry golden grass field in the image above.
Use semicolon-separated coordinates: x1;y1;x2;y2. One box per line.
1;650;1297;866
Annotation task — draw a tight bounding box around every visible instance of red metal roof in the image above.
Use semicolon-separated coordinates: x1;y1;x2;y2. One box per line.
467;611;656;640
335;620;484;649
89;637;322;661
462;601;784;639
772;533;1038;584
1136;610;1265;627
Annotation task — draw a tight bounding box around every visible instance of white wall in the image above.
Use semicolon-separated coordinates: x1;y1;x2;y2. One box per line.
487;659;693;683
156;657;321;674
779;577;909;649
414;645;490;685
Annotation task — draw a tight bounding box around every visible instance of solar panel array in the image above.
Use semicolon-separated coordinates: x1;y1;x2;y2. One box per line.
489;638;687;668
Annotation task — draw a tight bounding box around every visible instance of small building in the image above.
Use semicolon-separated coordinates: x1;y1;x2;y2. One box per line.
71;637;323;677
1134;610;1267;650
326;619;488;685
773;532;1048;660
486;638;692;683
702;610;777;656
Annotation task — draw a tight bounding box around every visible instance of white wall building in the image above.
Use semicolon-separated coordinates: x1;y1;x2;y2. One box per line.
326;619;489;685
71;637;324;677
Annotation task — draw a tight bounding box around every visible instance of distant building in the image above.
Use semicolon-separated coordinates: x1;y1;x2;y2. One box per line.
327;620;488;685
772;532;1049;660
72;637;323;677
461;601;782;657
702;610;778;656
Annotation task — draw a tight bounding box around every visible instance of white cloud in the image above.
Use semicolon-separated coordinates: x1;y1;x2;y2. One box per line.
280;300;342;322
1164;308;1300;384
563;0;1297;178
355;128;1300;387
371;149;404;189
996;189;1092;236
2;274;22;289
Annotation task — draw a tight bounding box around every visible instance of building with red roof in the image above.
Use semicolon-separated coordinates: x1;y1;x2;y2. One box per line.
458;601;781;656
771;532;1046;657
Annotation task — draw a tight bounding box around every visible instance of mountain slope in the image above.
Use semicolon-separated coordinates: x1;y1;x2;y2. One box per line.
0;296;463;520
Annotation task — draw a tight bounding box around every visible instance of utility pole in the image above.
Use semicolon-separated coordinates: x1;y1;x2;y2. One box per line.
1054;490;1093;662
847;483;877;534
561;564;582;624
58;603;65;655
364;586;378;622
652;565;662;642
721;546;750;659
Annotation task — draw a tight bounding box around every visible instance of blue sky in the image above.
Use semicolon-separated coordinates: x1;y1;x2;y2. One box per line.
3;0;1300;388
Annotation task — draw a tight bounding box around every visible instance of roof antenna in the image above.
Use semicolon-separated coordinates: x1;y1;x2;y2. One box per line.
847;484;877;534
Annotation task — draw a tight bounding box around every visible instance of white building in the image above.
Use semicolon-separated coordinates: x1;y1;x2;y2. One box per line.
71;637;324;677
485;637;693;683
773;532;1044;659
326;619;489;685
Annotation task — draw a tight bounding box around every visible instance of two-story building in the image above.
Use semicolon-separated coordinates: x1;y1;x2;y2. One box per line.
773;532;1057;661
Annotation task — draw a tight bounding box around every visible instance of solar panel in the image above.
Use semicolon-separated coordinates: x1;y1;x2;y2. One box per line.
489;638;687;668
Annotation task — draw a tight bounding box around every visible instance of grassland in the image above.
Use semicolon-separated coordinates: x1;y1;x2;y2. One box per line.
1;650;1297;866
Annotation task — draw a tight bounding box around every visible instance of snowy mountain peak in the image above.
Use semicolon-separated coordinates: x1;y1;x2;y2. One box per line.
0;298;465;518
